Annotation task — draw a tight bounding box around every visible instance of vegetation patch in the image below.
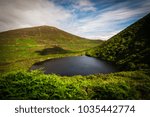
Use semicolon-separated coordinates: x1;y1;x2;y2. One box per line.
0;70;150;99
35;46;73;55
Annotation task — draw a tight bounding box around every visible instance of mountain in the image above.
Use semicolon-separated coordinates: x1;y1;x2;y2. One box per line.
0;26;102;72
86;13;150;70
0;25;101;50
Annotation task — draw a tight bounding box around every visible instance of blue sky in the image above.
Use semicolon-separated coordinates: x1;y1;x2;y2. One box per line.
0;0;150;40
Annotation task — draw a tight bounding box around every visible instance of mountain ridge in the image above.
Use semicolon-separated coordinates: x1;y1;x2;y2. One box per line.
0;25;99;41
0;25;102;47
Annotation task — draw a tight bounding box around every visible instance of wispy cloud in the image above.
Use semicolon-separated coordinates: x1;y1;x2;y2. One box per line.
0;0;71;31
73;0;96;11
0;0;150;40
61;0;150;40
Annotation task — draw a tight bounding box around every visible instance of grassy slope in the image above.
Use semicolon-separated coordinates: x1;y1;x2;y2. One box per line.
86;13;150;70
0;26;102;72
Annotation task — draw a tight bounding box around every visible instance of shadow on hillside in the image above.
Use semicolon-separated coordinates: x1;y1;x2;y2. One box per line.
35;46;72;55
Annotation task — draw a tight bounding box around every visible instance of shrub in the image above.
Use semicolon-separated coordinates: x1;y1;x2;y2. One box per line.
0;70;150;99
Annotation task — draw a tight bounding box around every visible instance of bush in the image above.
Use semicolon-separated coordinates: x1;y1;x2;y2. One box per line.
0;70;150;99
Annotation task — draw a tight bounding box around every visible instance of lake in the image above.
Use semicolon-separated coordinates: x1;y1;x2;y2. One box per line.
30;56;119;76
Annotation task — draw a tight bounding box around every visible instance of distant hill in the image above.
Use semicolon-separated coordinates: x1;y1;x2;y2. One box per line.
87;13;150;70
0;25;102;50
0;26;102;72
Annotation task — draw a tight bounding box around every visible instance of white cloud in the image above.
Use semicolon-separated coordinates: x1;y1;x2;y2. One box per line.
62;1;150;40
73;0;96;11
0;0;71;31
78;0;92;6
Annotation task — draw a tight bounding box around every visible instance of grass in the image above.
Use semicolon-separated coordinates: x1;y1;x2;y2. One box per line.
0;43;92;72
0;70;150;99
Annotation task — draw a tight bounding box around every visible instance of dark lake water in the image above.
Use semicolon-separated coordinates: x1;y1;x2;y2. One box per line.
30;56;119;76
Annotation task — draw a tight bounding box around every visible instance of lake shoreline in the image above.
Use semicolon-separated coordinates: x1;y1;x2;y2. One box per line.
30;56;119;76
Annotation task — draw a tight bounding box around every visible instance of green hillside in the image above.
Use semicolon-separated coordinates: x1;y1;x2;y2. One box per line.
86;13;150;70
0;26;101;49
0;26;102;72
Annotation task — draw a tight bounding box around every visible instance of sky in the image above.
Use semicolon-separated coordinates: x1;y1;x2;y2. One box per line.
0;0;150;40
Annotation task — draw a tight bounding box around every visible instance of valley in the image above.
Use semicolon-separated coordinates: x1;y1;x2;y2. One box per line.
0;14;150;100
